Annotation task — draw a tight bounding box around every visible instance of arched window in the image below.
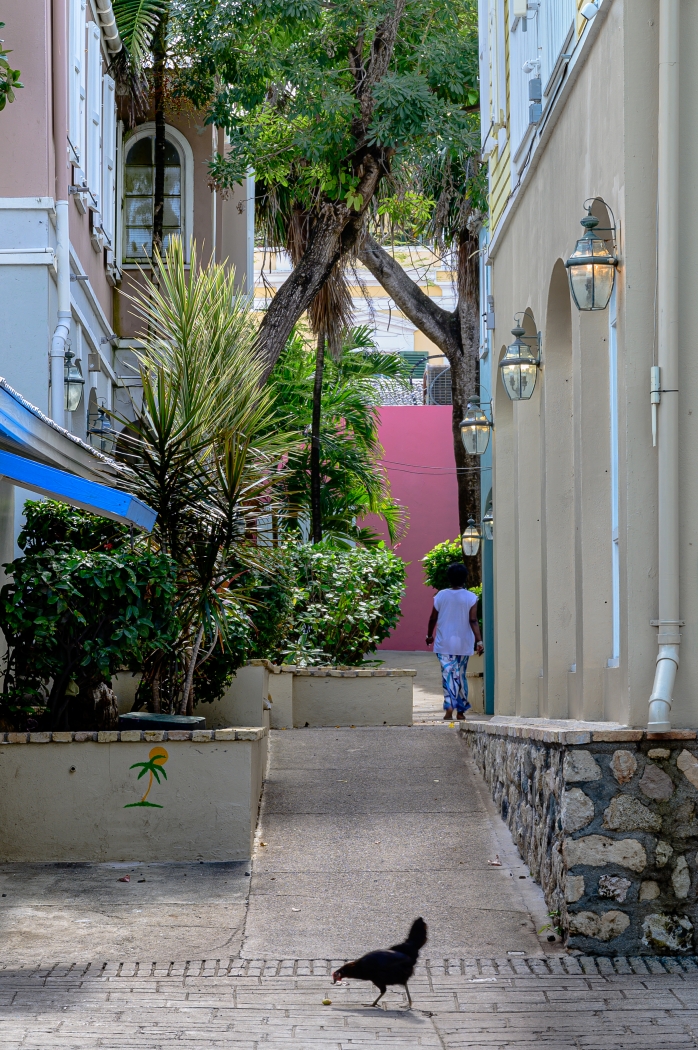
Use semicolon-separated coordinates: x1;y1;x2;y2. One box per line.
123;136;180;260
121;125;193;264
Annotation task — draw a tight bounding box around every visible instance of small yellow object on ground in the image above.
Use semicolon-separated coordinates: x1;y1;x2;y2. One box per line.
322;998;332;1006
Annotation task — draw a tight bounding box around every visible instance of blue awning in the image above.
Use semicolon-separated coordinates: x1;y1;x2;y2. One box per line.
0;449;156;531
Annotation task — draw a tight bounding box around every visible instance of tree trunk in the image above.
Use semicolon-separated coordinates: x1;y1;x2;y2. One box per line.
179;622;204;715
151;13;168;261
454;228;482;588
310;332;325;543
257;159;384;380
250;1;411;377
359;234;482;586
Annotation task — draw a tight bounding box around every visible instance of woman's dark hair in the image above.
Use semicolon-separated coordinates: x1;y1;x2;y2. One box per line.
446;562;468;587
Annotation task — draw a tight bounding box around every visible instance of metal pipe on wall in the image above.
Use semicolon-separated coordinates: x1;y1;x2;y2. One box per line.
648;0;681;732
51;0;70;428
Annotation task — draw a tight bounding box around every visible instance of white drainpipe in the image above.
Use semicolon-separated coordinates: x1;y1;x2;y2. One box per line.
50;0;71;429
93;0;123;54
50;202;70;429
648;0;681;732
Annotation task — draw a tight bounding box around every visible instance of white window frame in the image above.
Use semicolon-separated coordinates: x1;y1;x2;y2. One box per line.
101;74;117;246
69;0;87;167
85;20;102;210
120;123;194;266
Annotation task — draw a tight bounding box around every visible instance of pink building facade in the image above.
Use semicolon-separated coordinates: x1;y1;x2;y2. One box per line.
372;406;460;651
0;1;252;540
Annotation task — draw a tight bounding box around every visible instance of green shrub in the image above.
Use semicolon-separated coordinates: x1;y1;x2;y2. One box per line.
422;538;466;591
282;544;406;665
246;545;298;662
18;499;128;554
0;502;178;730
0;546;178;730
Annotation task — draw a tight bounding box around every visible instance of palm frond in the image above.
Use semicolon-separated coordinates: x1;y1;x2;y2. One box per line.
112;0;167;68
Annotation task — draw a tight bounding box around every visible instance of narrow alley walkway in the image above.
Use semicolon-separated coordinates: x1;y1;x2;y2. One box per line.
3;718;698;1047
3;660;698;1047
242;724;552;960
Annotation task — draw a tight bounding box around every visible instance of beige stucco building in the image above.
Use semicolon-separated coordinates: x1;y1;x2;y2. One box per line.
480;0;695;728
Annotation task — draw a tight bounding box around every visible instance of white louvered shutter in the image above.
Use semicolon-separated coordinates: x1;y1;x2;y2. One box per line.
539;0;575;94
509;18;530;156
69;0;87;165
101;74;116;245
86;20;102;208
478;0;490;151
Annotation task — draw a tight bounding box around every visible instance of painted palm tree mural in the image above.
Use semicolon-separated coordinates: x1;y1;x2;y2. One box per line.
125;746;169;808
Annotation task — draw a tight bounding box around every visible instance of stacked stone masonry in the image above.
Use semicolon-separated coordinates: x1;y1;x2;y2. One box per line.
462;717;698;956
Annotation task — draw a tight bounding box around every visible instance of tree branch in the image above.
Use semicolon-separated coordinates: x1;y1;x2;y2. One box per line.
358;235;463;359
256;159;384;379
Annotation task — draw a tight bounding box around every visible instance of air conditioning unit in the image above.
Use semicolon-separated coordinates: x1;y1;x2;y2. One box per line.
425;364;452;406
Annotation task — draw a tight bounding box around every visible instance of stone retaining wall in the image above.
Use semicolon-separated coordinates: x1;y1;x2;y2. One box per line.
462;717;698;955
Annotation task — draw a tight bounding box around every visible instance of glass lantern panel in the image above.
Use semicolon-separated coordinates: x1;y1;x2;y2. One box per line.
501;359;538;401
501;363;520;400
569;263;594;311
483;517;494;542
462;532;481;557
591;262;615;310
517;360;538;399
461;422;491;456
65;380;83;413
591;237;613;258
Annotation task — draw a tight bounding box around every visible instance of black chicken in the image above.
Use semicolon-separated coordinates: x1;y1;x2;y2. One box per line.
331;917;427;1008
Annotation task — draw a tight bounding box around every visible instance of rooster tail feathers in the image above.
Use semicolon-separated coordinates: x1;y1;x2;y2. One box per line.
408;917;428;949
388;917;428;960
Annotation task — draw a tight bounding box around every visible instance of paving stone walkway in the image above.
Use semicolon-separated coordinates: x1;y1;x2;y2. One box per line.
2;955;698;1048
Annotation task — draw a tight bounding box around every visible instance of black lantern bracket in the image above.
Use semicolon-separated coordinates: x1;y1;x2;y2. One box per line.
582;197;618;242
571;197;621;266
462;395;495;426
511;312;542;363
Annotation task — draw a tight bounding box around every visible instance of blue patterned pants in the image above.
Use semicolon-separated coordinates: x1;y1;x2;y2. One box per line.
437;654;471;713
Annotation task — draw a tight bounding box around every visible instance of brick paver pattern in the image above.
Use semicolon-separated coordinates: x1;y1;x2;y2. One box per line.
3;954;698;1049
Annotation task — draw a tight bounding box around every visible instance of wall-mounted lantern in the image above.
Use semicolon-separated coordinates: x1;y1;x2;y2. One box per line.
565;200;618;311
483;505;494;542
460;401;493;456
64;348;85;413
462;518;481;558
87;402;116;455
499;319;541;401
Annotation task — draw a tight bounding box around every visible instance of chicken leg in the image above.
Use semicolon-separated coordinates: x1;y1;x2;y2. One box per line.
370;986;386;1007
404;983;412;1009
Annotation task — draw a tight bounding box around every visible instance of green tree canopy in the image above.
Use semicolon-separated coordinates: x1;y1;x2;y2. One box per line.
170;0;480;373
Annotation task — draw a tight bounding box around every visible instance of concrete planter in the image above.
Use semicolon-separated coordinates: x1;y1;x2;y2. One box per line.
465;652;484;713
204;661;415;729
0;726;268;863
463;716;698;956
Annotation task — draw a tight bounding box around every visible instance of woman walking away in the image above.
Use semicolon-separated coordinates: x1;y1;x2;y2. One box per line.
425;563;483;720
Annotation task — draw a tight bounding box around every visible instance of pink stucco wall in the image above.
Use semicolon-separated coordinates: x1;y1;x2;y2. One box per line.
370;406;460;650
